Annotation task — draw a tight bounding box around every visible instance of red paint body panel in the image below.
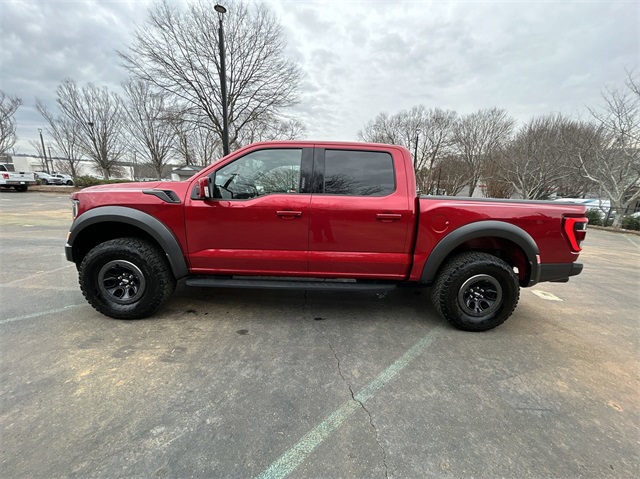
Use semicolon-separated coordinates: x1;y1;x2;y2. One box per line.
72;181;191;260
408;198;587;281
308;144;415;279
184;194;311;275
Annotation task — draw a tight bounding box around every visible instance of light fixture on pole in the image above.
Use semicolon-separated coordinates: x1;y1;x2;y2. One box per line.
215;3;230;156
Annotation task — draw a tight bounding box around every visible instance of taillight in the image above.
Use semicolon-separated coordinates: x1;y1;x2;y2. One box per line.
1;173;8;179
563;217;588;252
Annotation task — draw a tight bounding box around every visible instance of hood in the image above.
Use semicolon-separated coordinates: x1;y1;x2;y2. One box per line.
82;181;163;192
71;181;194;202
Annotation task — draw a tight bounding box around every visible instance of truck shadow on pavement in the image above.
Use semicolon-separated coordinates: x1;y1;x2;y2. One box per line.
164;282;442;329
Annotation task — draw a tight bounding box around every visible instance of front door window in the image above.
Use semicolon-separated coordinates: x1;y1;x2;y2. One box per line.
214;149;302;200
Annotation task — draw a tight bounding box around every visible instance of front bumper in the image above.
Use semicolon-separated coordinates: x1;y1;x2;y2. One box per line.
538;262;583;283
65;243;74;262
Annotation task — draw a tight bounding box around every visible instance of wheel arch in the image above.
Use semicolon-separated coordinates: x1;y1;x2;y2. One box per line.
67;206;188;279
420;220;540;287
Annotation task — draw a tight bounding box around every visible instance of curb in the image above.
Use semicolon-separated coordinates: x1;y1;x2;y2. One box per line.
588;225;640;236
29;186;80;193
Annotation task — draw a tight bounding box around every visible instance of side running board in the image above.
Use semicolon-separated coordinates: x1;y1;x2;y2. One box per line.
185;276;397;292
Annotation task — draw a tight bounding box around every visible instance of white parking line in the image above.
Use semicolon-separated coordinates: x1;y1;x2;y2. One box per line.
0;304;85;325
623;235;639;248
3;264;74;285
531;290;563;302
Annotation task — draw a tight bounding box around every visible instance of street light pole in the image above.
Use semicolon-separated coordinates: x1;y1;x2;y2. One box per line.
132;150;137;181
47;145;53;173
215;4;230;156
38;129;49;174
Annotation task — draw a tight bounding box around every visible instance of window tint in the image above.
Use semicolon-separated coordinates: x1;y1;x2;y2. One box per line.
323;150;395;196
214;149;302;200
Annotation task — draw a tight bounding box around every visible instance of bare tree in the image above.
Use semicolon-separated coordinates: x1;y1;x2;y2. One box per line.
573;72;640;226
553;120;598;198
497;114;577;199
118;0;303;150
122;79;175;180
432;155;468;196
238;116;306;145
28;139;48;170
0;91;22;156
55;79;126;179
191;125;222;166
417;108;458;192
359;106;457;192
35;99;83;178
166;108;197;166
358;111;404;145
453;108;515;197
482;154;514;198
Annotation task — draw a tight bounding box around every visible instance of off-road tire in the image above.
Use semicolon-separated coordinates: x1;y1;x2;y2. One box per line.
79;238;176;319
430;252;519;332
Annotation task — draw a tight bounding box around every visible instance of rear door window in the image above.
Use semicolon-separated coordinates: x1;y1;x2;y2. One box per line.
323;150;395;196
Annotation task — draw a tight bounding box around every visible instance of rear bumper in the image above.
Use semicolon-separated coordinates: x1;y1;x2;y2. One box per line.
538;262;583;283
0;180;36;186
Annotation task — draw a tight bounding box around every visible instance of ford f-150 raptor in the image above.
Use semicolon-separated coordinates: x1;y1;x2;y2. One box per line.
65;141;587;331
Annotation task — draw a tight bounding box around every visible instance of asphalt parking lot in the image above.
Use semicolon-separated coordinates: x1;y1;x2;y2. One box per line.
1;191;638;478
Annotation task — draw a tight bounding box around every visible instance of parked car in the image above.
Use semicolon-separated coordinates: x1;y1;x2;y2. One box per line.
0;164;37;191
52;173;74;186
553;198;615;216
34;172;63;185
65;141;588;332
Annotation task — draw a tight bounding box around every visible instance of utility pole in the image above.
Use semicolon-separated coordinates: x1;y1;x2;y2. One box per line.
38;129;49;174
47;146;53;173
132;150;137;181
414;130;420;171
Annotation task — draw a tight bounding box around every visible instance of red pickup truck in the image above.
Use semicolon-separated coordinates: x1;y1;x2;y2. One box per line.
66;141;587;331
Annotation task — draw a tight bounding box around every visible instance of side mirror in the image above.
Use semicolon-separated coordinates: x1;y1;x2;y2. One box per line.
196;177;211;199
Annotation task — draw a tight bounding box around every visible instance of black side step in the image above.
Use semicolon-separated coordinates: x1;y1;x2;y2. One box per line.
185;276;397;292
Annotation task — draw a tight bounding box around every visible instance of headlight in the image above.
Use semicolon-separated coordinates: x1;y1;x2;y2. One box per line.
71;199;79;219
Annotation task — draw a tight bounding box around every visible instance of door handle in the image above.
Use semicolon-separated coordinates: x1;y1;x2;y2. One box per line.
276;210;302;218
376;213;402;222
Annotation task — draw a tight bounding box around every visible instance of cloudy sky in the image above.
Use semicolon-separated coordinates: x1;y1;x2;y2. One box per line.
1;0;638;155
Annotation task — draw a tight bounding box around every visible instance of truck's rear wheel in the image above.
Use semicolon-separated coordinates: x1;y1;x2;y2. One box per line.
14;185;28;192
79;238;176;319
431;252;519;332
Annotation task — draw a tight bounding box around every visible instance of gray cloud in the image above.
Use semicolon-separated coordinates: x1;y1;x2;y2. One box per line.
1;0;637;153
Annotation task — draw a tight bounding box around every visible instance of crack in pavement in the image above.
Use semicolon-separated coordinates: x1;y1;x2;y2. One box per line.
303;291;389;479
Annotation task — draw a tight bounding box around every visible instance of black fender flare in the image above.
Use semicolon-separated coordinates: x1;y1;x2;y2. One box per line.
420;220;540;286
67;206;188;279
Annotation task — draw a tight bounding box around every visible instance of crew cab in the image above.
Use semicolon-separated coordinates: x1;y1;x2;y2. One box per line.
65;141;587;331
0;164;37;191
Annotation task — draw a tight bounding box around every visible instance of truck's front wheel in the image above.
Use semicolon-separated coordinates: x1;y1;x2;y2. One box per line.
431;252;519;332
79;238;176;319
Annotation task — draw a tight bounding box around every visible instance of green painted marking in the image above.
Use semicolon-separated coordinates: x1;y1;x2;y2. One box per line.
256;328;440;479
